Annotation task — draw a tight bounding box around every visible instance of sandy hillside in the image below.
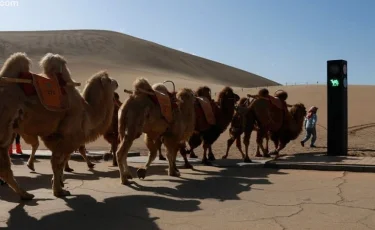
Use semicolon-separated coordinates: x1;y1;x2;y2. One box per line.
0;29;278;88
1;30;374;158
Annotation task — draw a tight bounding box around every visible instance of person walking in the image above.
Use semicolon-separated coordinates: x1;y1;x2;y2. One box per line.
300;106;318;148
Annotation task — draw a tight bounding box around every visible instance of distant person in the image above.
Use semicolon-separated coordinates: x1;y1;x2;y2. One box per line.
300;106;318;148
8;134;23;155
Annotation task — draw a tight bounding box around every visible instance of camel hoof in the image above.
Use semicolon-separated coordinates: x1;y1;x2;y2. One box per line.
208;154;216;161
20;192;35;201
64;167;74;172
255;153;262;157
120;177;130;185
87;163;95;169
263;153;271;158
112;162;118;167
222;155;228;159
137;168;147;179
27;163;35;172
54;189;71;197
184;163;194;169
103;153;111;161
244;157;252;163
159;155;166;161
168;170;181;177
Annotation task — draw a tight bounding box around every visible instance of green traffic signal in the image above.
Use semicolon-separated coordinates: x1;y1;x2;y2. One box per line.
330;79;339;87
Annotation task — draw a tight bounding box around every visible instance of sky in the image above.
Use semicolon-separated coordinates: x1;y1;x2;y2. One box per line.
0;0;375;85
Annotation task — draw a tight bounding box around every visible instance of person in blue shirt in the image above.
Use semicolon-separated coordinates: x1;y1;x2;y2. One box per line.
300;106;318;148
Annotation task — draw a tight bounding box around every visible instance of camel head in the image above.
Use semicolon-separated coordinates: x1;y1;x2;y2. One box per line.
39;53;75;85
217;86;240;105
290;103;307;121
0;52;31;78
83;71;118;102
177;88;195;104
195;86;212;100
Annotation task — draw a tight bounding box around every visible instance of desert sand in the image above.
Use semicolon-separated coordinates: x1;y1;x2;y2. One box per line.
1;29;374;158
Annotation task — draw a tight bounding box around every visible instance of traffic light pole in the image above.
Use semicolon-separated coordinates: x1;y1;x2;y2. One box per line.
327;60;348;156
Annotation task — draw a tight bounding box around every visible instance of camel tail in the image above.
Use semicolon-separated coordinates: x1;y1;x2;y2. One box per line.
133;78;154;95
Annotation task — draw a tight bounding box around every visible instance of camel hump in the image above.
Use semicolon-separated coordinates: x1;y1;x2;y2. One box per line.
196;97;216;125
258;88;269;97
274;90;288;101
133;78;153;95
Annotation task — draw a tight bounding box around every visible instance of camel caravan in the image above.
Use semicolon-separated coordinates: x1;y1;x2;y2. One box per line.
0;52;307;201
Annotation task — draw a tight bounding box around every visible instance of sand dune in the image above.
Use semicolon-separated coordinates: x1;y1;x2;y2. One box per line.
0;29;279;88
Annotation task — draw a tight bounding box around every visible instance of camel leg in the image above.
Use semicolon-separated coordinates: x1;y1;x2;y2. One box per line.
188;133;201;159
163;136;180;177
25;136;39;172
111;137;119;166
78;145;95;169
207;145;216;161
0;147;34;200
263;136;270;156
243;130;252;163
235;135;246;159
157;138;166;161
270;141;287;159
222;136;235;159
116;137;134;185
64;155;74;172
179;143;193;169
137;134;158;179
158;146;166;161
270;136;279;155
51;152;71;197
256;131;270;158
201;143;212;166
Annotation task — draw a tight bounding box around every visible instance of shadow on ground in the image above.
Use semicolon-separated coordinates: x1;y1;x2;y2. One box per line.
1;158;288;229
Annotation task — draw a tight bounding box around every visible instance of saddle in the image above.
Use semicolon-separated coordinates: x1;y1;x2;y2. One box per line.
196;96;216;125
149;91;178;123
18;72;70;111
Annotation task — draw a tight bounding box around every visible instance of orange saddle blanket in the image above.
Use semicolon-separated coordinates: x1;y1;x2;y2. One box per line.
154;90;173;123
197;97;216;125
32;73;69;111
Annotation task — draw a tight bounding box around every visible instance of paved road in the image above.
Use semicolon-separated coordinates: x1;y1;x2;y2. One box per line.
1;159;375;230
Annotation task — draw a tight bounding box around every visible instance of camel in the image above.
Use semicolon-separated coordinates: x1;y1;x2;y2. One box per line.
0;52;118;200
184;86;240;165
241;89;306;162
117;78;195;184
222;96;270;160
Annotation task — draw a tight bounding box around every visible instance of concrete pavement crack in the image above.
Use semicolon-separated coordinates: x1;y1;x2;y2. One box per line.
335;171;348;205
357;213;374;230
272;218;286;230
229;205;304;224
